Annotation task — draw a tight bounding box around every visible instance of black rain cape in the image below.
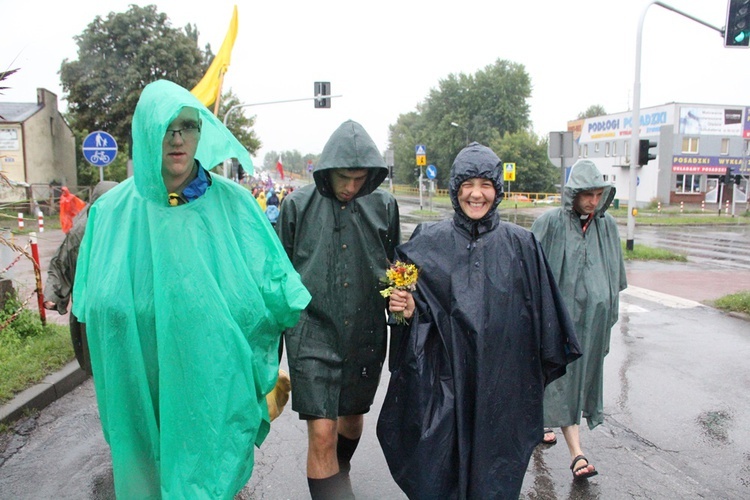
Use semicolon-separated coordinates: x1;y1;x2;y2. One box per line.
377;143;581;499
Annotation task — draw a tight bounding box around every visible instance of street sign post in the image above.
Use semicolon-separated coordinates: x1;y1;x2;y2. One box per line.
83;131;118;182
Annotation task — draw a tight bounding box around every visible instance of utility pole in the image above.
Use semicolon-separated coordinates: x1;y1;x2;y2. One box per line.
626;1;725;250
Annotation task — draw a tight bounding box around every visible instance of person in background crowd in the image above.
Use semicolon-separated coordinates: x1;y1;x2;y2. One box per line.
44;181;118;374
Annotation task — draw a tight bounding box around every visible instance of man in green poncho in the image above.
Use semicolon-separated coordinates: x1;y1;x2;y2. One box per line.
276;120;400;499
72;80;311;499
531;159;627;480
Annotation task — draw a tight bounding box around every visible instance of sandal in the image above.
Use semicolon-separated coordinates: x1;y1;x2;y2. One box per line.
570;454;598;480
541;428;557;446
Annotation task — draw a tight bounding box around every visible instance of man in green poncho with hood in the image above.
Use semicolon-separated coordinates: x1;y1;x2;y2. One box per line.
276;120;400;499
531;159;627;480
72;80;311;498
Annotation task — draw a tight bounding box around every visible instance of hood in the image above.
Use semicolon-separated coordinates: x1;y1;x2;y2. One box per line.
312;120;387;200
449;142;504;232
91;181;119;205
563;160;616;215
131;79;253;203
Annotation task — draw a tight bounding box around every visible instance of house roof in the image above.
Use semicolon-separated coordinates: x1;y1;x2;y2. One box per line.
0;102;41;123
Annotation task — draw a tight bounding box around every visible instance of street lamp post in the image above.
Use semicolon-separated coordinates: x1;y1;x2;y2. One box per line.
221;94;342;177
450;122;469;145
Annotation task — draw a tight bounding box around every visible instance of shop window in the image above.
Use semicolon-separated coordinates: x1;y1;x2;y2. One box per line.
681;137;699;154
675;174;700;193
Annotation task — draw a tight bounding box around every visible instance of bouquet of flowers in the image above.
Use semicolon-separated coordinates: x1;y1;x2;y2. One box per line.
380;260;419;325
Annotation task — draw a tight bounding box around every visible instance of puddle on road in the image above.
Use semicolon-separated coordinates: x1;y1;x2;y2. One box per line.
696;409;733;445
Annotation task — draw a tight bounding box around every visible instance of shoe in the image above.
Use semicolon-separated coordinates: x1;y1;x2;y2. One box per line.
266;369;292;421
541;428;557;446
570;454;598;480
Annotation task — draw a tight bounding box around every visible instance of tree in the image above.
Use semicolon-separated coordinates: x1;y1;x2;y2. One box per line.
578;105;606;119
488;130;558;194
388;59;532;188
218;89;261;157
60;4;210;184
262;150;310;177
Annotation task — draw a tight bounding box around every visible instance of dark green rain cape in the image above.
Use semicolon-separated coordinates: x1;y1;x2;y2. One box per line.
531;159;627;430
276;120;400;418
72;80;311;499
377;143;581;499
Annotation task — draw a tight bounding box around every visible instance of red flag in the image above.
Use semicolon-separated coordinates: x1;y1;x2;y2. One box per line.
276;156;285;180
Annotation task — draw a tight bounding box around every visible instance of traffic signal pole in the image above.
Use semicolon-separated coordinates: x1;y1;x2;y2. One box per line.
627;1;725;251
221;94;342;177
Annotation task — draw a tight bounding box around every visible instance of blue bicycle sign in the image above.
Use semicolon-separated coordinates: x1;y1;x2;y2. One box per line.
83;131;118;167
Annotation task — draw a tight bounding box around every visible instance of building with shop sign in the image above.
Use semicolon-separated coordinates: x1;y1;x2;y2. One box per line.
567;103;749;207
0;88;76;202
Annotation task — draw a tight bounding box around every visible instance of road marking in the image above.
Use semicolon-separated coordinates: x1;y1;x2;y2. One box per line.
621;286;704;309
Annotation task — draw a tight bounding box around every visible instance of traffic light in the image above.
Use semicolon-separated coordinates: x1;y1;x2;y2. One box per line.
314;81;331;108
725;0;750;48
723;168;733;184
735;174;743;185
637;139;657;166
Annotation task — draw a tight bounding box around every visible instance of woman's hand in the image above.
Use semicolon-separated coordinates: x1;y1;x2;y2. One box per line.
388;289;415;319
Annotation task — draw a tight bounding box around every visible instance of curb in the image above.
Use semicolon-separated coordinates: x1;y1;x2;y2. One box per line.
0;361;89;425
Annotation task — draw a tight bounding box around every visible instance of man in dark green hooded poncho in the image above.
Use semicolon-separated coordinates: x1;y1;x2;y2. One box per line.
276;120;400;499
72;80;311;499
531;159;627;480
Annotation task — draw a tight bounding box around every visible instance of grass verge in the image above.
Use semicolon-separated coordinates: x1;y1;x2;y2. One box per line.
712;291;750;316
621;242;688;261
0;295;74;405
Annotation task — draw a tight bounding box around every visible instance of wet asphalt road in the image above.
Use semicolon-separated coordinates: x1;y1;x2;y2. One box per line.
1;198;750;499
2;289;748;499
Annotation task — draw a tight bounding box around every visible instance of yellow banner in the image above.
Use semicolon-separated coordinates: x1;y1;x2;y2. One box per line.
190;6;238;107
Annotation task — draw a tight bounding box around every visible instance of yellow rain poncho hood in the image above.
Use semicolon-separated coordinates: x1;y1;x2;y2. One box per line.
72;80;310;498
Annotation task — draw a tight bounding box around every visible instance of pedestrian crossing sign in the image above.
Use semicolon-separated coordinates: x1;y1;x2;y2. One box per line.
503;162;516;181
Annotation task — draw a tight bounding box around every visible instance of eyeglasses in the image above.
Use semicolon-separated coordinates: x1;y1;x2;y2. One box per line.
165;125;201;140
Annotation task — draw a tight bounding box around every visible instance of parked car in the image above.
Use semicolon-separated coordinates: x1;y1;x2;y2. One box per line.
537;194;562;204
507;194;531;202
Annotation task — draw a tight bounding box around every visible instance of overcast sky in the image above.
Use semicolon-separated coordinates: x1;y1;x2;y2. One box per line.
2;0;748;171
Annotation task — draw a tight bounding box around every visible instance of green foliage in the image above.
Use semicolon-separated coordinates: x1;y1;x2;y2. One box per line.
388;59;532;189
489;130;558;193
712;291;750;315
218;89;261;157
578;105;606;119
0;291;74;404
261;150;318;177
0;292;46;339
60;5;212;186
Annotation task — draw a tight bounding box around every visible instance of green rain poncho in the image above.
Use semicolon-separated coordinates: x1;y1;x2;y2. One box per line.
72;80;311;498
531;159;627;429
